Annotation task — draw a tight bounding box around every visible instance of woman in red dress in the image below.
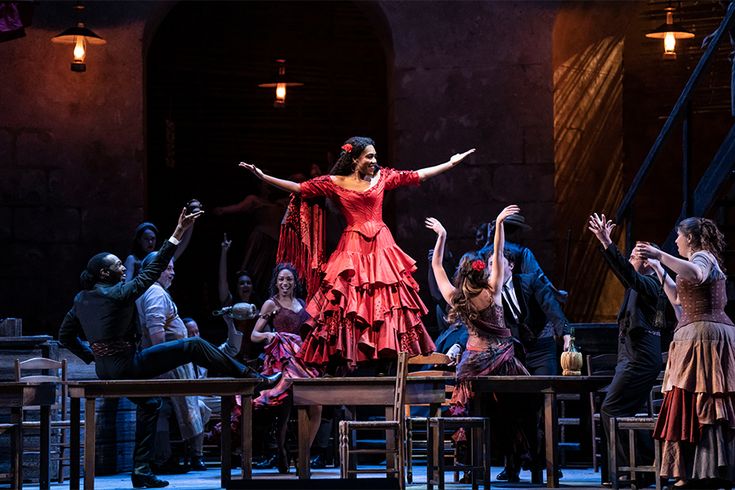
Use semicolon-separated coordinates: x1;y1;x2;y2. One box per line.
239;136;474;371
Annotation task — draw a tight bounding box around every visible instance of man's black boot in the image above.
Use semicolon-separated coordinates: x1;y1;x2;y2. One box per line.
131;472;169;488
241;365;282;388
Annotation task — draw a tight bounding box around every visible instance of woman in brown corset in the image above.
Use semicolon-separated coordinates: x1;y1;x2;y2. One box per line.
426;205;531;482
250;263;321;474
636;218;735;488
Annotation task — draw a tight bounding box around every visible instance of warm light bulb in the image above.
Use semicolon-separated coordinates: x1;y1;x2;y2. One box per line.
664;32;676;53
275;82;287;106
73;36;86;63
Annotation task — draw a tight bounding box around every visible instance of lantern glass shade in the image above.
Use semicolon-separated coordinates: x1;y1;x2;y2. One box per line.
258;60;303;108
52;22;106;45
52;21;106;72
645;8;693;59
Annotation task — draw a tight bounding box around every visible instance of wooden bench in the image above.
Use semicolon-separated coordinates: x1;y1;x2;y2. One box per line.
67;378;259;490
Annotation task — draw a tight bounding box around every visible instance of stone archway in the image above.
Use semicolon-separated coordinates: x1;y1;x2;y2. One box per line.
145;1;392;334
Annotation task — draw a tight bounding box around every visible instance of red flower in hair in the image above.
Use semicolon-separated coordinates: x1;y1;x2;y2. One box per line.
341;143;353;153
471;259;486;271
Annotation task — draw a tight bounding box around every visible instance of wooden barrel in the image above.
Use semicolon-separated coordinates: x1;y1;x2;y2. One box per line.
95;397;136;475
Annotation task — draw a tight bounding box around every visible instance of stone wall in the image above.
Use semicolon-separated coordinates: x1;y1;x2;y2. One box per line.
1;1;588;334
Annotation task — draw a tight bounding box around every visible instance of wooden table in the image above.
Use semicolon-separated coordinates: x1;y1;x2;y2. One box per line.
0;381;57;490
67;378;259;490
467;375;613;488
291;376;451;479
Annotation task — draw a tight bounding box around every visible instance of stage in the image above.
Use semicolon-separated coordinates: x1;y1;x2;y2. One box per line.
45;465;608;490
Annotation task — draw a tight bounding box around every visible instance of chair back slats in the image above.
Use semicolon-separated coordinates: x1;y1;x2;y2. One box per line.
649;384;664;416
392;352;409;423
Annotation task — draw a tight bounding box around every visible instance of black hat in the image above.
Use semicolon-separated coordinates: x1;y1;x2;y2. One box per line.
490;213;532;231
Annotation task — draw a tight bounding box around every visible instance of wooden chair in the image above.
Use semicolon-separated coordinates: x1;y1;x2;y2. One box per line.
404;353;456;484
15;357;83;484
339;352;408;488
586;353;617;471
608;415;661;490
424;356;490;490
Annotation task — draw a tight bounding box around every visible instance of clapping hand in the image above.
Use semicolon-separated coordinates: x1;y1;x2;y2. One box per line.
634;242;662;261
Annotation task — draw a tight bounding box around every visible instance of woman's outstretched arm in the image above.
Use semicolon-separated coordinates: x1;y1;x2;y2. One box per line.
425;217;457;304
645;258;682;320
489;205;521;303
239;162;301;193
416;149;475;182
634;243;705;283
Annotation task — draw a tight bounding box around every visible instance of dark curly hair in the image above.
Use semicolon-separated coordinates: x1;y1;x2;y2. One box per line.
268;263;302;298
677;217;727;270
329;136;376;176
447;251;492;325
80;252;114;290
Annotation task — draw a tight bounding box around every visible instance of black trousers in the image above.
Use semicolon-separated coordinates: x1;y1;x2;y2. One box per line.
94;337;249;475
600;329;661;482
524;337;559;470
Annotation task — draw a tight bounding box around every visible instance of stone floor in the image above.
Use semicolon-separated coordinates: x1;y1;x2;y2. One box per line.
29;465;611;490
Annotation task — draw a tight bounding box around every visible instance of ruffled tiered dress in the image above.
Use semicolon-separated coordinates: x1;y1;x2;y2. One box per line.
253;297;319;408
654;251;735;482
449;302;531;470
450;303;529;415
297;168;435;370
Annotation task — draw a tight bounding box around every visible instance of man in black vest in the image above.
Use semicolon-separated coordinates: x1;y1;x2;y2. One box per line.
588;213;663;486
59;209;280;488
489;249;570;483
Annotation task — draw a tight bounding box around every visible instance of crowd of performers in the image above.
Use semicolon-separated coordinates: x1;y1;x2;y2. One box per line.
58;136;735;489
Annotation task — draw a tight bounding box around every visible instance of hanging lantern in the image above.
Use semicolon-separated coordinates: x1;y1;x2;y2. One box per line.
645;6;694;60
258;59;304;108
51;4;106;72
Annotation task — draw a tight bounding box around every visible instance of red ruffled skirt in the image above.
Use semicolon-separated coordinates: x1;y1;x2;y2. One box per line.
298;227;434;370
253;332;320;408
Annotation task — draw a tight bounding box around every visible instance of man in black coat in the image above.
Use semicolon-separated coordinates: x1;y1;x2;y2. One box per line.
489;249;570;483
588;213;664;486
59;209;279;488
489;251;571;374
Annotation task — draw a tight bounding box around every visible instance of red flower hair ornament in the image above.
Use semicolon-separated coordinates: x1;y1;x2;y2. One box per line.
341;143;353;153
471;259;486;271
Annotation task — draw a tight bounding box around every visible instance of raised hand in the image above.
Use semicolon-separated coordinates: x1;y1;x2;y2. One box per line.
239;161;265;180
221;233;232;251
449;148;476;166
496;204;520;224
177;207;203;231
634;242;662;261
425;217;447;237
588;213;615;246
